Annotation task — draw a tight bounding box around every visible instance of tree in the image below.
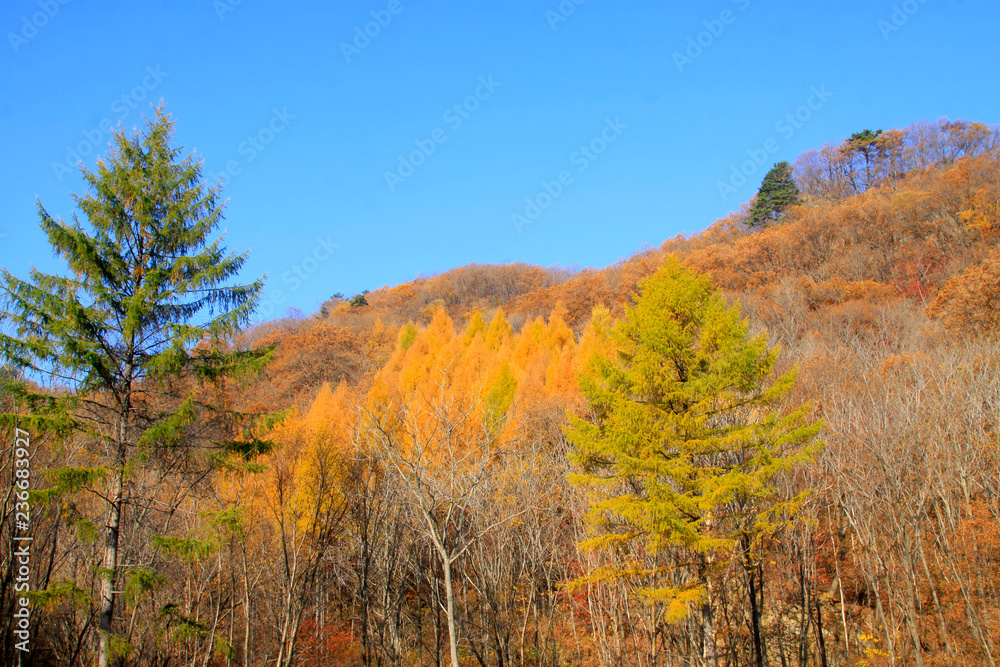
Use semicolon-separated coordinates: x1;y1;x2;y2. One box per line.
358;308;520;667
568;257;821;666
350;292;369;309
844;129;884;193
252;382;352;667
748;161;800;227
0;107;272;666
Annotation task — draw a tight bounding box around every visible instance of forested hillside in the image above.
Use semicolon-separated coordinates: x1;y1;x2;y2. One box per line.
3;116;1000;666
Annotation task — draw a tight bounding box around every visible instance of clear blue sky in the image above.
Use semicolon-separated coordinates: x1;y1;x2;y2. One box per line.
1;0;997;319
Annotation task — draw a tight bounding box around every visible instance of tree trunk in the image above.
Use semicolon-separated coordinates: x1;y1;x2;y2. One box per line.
814;591;829;667
747;562;765;667
701;566;717;667
98;406;128;667
241;545;252;666
443;556;461;667
901;529;926;667
702;598;716;667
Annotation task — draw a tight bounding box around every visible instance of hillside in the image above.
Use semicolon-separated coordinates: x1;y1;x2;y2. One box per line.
250;118;1000;410
208;117;1000;666
7;116;1000;667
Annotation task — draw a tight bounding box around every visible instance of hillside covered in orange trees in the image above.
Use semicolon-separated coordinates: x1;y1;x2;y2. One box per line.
251;118;1000;410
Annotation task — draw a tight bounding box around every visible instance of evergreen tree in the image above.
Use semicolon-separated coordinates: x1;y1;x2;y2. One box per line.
568;258;821;666
0;107;273;666
847;128;883;161
845;128;885;192
747;161;800;227
350;291;369;308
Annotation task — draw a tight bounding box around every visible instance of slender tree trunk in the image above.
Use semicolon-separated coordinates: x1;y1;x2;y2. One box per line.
747;563;765;667
242;545;252;666
797;549;811;667
917;531;954;658
743;534;765;667
201;592;223;667
99;401;129;667
701;565;717;667
702;599;717;667
360;527;370;667
814;590;829;667
776;631;789;667
443;555;461;667
902;529;926;667
433;563;443;667
830;514;851;660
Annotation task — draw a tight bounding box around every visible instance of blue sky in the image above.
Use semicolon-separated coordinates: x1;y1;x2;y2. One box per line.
1;0;997;320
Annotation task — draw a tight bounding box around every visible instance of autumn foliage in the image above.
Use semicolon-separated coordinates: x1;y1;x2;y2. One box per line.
6;117;1000;666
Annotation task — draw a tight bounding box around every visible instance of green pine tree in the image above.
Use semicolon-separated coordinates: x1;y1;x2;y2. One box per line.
845;128;884;192
568;257;821;666
747;161;800;227
0;106;274;667
847;129;883;163
350;291;369;308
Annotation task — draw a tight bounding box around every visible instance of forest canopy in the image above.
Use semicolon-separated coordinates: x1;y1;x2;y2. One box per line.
3;115;1000;666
